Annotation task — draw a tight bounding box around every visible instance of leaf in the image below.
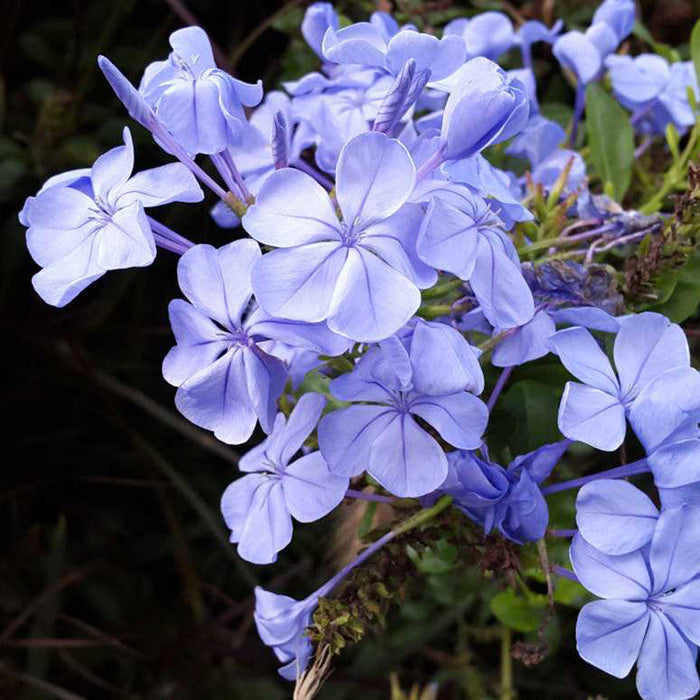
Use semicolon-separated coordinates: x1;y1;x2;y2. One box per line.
648;253;700;322
490;589;547;632
585;83;635;202
691;18;700;90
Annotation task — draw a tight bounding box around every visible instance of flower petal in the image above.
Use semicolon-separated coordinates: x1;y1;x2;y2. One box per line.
116;162;204;208
318;404;397;477
557;382;626;451
267;393;326;467
91;127;134;201
283;451;348;522
576;479;659;555
328;246;420;342
252;242;348;323
570;533;651;600
95;202;156;270
369;413;447;497
410;393;488;450
576;600;649;679
242;168;342;247
336;131;415;229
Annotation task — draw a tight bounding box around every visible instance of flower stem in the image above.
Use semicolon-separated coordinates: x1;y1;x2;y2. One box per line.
415;144;446;182
541;457;649;495
292;159;335;190
487;366;513;413
568;82;586;148
345;489;395;504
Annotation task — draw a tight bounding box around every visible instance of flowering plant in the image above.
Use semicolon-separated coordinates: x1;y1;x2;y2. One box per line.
18;2;700;698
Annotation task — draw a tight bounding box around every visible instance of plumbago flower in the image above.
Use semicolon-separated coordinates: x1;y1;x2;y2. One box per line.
242;131;436;342
162;240;347;444
139;26;263;154
318;321;488;497
430;440;570;543
20;127;203;307
221;393;348;564
571;484;700;699
413;182;535;328
549;313;691;451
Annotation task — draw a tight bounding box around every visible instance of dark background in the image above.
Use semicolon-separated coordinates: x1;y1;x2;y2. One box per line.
0;1;696;698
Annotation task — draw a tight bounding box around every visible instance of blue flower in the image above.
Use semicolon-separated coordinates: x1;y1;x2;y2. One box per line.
20;127;203;307
506;115;567;169
414;182;535;328
444;12;515;62
253;587;316;680
592;0;635;43
163;240;347;444
434;440;569;543
321;20;466;80
550;313;690;451
221;393;348;564
139;27;263;154
571;505;700;700
318;323;487;497
243;131;436;342
439;57;530;161
301;3;339;58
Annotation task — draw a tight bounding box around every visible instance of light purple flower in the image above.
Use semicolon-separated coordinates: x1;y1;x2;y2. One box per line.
550;313;690;451
163;240;347;444
444;12;515;61
139;27;263;154
318;327;487;497
221;393;348;564
243;131;437;342
21;127;202;307
571;505;700;700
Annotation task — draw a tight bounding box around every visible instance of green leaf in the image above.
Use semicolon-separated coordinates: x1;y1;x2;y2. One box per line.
490;589;547;632
648;253;700;322
585;83;635;202
691;18;700;89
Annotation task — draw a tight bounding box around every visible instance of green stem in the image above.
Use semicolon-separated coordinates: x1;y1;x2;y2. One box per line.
392;495;453;537
417;304;454;320
421;278;464;300
500;626;513;700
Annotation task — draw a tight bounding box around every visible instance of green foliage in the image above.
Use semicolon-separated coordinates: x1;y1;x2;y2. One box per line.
585;83;635;202
490;589;547;633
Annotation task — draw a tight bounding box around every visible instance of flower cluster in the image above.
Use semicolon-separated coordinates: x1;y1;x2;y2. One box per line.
19;1;700;698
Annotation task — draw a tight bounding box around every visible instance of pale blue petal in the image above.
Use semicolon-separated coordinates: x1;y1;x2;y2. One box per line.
636;611;700;700
283;451;348;522
252;242;347;323
90;127;134;202
410;393;488;449
267;393;325;467
368;413;447;497
242;168;342;247
95;202;156;270
570;533;651;600
116;163;204;208
576;479;659;555
557;382;626;451
576;600;649;678
492;311;556;367
336;132;415;229
318;404;397;477
548;327;619;394
649;506;700;594
328;246;420;343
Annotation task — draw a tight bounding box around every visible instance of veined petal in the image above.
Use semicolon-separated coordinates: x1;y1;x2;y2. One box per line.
636;611;700;700
416;198;479;280
252;242;348;323
318;404;397;477
328;246;420;343
26;185;94;230
614;313;689;401
162;299;230;386
266;393;326;467
576;600;649;678
336;131;415;229
570;533;651;600
368;413;447;497
576;479;659;556
243;348;287;435
410;393;488;449
95;202;156;270
548;327;619;394
177;240;260;329
243;168;342;247
174;348;258;445
116;162;204;208
91;127;134;202
557;382;626;451
282;451;348;522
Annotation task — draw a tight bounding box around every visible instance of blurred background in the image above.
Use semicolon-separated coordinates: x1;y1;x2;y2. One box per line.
0;1;696;698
